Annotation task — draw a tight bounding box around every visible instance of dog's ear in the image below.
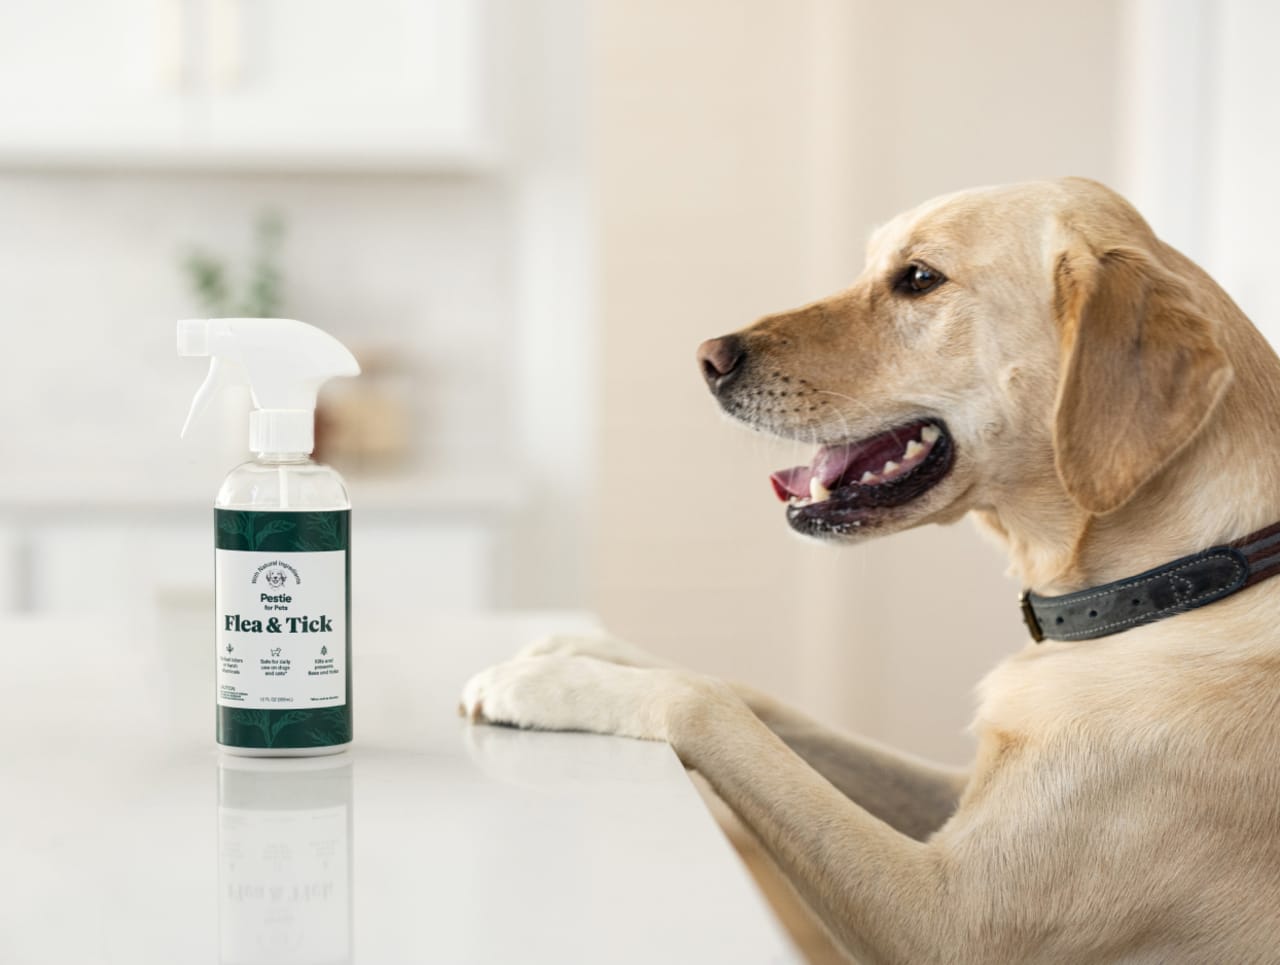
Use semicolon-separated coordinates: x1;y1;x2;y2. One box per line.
1051;244;1233;515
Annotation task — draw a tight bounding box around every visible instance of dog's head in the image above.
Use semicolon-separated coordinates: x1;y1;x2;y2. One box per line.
698;177;1233;544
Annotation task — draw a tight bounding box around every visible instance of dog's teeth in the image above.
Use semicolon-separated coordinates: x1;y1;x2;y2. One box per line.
809;477;831;502
883;460;899;475
904;440;924;459
921;425;940;444
860;471;876;484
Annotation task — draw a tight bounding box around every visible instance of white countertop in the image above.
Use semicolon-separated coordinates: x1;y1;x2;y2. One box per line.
0;613;799;965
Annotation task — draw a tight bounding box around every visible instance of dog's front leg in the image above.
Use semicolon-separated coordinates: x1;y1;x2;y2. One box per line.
733;684;967;841
505;631;967;841
672;692;960;965
462;656;961;965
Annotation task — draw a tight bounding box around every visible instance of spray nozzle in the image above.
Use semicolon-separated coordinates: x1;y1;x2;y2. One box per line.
178;318;360;455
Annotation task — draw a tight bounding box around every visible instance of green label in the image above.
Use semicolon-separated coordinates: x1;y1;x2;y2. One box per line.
214;510;351;750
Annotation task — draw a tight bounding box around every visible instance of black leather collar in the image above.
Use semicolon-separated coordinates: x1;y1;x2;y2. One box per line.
1021;521;1280;642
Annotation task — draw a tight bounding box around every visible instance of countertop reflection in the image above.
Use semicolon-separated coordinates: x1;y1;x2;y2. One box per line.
219;757;353;965
0;613;799;964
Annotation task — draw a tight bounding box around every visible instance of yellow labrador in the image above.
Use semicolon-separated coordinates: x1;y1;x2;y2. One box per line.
461;178;1280;964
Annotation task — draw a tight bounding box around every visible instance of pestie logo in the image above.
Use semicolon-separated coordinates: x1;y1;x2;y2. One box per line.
251;559;302;613
251;559;301;588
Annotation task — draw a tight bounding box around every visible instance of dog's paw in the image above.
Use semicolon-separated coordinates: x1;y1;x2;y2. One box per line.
515;631;675;669
460;655;695;741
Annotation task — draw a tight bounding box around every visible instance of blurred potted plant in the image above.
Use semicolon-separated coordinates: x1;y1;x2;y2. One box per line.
182;210;286;317
180;210;412;475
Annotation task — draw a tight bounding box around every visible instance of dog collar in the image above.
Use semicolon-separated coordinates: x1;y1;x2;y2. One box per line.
1020;520;1280;642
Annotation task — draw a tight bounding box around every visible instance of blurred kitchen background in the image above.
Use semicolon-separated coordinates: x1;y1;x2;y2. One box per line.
1;0;1277;767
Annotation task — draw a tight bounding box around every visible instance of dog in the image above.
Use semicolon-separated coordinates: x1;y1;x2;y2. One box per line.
461;178;1280;963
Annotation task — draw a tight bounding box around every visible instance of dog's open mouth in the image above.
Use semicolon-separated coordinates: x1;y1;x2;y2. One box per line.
770;419;955;534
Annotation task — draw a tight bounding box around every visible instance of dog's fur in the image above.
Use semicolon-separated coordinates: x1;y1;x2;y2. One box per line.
461;179;1280;964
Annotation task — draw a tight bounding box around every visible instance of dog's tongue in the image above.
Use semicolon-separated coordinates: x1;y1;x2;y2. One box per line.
769;443;862;501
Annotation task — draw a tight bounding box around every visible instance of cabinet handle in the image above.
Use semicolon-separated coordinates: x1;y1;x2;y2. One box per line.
156;0;189;92
208;0;242;91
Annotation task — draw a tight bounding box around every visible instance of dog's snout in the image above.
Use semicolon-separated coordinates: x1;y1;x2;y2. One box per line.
697;335;746;393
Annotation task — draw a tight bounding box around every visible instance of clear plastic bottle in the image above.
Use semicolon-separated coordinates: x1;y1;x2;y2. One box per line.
214;454;353;757
180;318;359;757
217;453;351;514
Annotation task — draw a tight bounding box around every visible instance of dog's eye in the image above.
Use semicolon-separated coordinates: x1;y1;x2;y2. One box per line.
896;263;946;295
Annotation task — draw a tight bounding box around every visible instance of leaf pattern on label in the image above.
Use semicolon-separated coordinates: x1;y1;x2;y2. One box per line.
228;708;329;747
217;513;251;549
216;509;346;553
296;513;343;552
303;708;353;746
228;709;272;746
252;518;296;549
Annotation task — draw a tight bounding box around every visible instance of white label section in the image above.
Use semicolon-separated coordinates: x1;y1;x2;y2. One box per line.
216;549;347;709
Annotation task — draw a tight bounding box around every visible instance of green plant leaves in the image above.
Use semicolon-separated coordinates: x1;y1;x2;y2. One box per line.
181;209;286;318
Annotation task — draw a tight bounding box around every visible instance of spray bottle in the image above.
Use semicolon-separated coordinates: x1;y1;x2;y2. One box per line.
179;318;360;757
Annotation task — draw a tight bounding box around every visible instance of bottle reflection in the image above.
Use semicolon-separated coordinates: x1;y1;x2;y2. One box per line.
218;755;353;965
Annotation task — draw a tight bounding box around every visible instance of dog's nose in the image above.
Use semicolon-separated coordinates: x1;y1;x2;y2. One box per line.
697;335;745;392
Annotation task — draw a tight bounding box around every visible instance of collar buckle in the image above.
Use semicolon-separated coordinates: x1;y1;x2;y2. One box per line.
1019;590;1045;643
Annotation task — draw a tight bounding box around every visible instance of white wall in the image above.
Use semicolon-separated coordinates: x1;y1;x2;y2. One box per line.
590;0;1125;764
1118;0;1280;351
1201;1;1280;345
0;172;513;499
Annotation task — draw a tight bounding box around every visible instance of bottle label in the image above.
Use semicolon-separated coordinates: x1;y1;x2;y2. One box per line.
214;510;351;749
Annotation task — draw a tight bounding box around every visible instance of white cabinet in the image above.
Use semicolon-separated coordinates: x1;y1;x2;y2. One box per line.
0;0;491;169
0;2;185;158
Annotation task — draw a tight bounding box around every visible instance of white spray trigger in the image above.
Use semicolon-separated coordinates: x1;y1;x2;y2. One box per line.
181;356;222;439
177;318;359;455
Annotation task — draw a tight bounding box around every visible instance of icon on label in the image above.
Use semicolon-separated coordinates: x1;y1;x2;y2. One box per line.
320;645;328;656
270;647;282;657
225;642;234;654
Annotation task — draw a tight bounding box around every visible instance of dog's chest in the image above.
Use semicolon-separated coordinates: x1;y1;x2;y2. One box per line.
974;618;1280;764
973;632;1188;746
